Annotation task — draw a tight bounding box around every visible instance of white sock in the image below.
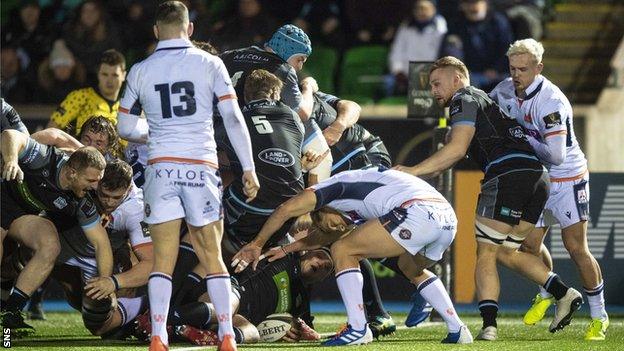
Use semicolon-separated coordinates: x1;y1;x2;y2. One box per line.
148;273;172;345
117;296;145;326
206;273;234;339
538;285;553;298
418;276;463;333
335;268;367;330
584;281;608;320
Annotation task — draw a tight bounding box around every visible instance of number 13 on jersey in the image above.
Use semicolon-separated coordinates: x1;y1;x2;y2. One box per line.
154;81;196;118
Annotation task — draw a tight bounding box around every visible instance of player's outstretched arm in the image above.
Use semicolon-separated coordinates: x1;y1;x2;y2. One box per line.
31;128;83;150
1;129;28;181
231;190;317;272
264;227;344;263
83;223;114;299
394;124;474;177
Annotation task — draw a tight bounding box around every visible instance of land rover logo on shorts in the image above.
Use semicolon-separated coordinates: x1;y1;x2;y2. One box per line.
399;228;411;240
53;196;67;209
145;204;151;217
258;148;295;167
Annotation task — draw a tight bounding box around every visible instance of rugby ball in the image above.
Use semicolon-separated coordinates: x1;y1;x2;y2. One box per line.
256;313;293;342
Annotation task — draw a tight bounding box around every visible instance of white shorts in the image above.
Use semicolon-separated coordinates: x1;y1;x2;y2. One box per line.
143;162;223;226
537;174;589;229
379;201;457;261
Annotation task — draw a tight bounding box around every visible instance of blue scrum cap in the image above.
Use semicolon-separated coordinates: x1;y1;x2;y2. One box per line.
266;24;312;62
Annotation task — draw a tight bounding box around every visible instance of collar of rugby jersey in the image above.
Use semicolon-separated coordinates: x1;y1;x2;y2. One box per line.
517;74;544;101
155;38;193;52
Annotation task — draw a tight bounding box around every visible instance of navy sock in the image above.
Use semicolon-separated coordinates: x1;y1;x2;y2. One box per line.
478;300;498;328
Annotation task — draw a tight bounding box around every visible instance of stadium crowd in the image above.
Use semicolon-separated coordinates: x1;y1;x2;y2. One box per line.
0;1;610;350
1;0;545;104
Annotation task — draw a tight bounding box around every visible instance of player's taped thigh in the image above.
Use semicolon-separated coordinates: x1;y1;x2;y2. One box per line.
502;233;525;249
82;294;114;334
475;221;507;246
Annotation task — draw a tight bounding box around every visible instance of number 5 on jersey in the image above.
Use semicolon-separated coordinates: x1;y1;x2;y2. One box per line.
252;115;273;134
154;81;196;118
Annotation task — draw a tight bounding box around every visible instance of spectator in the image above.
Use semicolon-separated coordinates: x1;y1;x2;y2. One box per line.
492;0;544;39
1;0;56;72
47;49;126;137
212;0;278;52
62;0;122;82
120;1;155;64
386;0;447;95
1;46;33;103
37;39;87;104
444;0;514;91
344;0;410;45
293;0;347;49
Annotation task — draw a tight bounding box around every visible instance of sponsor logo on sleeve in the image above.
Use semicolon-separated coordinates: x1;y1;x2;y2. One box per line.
53;196;68;209
449;102;462;117
140;221;151;237
543;112;562;129
81;200;97;217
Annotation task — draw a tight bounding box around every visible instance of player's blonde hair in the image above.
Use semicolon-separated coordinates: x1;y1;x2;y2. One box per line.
430;56;470;82
507;39;544;64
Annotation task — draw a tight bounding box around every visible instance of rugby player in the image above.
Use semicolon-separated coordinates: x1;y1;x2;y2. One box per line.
305;89;400;336
139;247;330;346
394;56;582;340
218;69;328;253
50;160;152;337
234;167;474;346
116;2;259;350
219;24;333;181
1;130;111;333
490;38;608;340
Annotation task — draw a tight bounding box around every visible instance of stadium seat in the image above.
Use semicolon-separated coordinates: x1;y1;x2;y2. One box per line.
338;46;389;101
300;46;339;93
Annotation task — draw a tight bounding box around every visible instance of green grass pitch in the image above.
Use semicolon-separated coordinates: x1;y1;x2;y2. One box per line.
9;312;624;350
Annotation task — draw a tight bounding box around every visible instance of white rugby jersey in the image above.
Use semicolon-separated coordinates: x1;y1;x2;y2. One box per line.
119;38;236;167
107;184;152;250
310;168;448;223
490;75;587;180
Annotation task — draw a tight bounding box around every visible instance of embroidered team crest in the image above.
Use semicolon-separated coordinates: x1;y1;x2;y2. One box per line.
53;196;68;209
399;228;412;240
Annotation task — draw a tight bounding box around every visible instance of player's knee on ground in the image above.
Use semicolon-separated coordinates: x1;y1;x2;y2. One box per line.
82;294;114;335
233;314;259;344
